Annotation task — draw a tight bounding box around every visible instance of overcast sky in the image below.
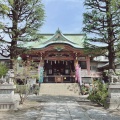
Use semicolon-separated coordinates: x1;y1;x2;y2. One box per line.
41;0;85;33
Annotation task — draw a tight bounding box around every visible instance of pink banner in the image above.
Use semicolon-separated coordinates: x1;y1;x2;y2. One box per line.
75;64;82;85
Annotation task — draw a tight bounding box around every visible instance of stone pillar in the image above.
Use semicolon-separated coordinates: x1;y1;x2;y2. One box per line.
0;84;16;111
106;83;120;109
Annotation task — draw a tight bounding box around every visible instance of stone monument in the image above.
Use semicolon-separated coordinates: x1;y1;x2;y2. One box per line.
0;69;17;111
107;69;120;83
106;69;120;109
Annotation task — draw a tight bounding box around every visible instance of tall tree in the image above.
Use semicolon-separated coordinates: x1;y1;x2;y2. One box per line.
83;0;120;70
0;0;45;68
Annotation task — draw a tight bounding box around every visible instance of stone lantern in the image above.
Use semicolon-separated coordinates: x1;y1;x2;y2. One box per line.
0;70;17;111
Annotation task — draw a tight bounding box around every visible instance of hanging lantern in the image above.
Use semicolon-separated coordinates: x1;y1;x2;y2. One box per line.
55;60;56;64
47;60;48;63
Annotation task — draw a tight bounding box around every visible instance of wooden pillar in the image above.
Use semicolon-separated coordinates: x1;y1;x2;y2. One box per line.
86;56;90;75
40;52;44;67
40;53;43;60
74;53;78;67
74;59;78;67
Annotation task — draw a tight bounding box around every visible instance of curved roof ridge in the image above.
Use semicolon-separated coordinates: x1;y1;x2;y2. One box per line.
18;29;85;49
42;29;78;45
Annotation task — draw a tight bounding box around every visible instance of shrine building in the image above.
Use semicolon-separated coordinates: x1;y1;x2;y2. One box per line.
18;29;105;83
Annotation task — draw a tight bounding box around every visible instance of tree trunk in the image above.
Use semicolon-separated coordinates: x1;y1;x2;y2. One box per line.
108;44;115;70
106;1;115;71
10;41;17;69
9;0;19;69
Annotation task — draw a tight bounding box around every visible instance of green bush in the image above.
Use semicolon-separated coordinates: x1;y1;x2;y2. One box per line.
81;84;89;95
0;63;8;78
15;85;30;104
88;80;108;106
15;85;29;94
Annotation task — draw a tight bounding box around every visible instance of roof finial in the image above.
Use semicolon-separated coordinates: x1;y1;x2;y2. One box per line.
56;28;61;33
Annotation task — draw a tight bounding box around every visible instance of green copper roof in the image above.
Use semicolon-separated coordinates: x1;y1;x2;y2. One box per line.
21;29;86;49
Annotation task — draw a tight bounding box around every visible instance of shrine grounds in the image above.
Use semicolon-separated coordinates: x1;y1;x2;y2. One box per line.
0;95;120;120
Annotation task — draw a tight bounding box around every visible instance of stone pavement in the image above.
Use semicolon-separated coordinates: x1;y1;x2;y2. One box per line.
29;95;120;120
0;95;120;120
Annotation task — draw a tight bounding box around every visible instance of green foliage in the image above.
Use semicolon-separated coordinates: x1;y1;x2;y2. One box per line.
13;59;40;104
0;63;8;78
83;0;120;69
81;84;89;95
13;59;39;80
15;84;40;104
15;85;29;94
0;0;45;64
0;3;9;15
88;80;108;107
116;43;120;61
15;85;30;104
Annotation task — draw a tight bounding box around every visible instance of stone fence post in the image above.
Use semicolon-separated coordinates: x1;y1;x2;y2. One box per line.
0;69;17;111
106;83;120;109
0;83;16;111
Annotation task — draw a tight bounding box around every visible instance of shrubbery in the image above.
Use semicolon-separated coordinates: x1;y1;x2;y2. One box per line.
15;84;39;104
88;80;108;107
15;85;30;104
0;63;8;78
15;85;29;94
81;84;89;95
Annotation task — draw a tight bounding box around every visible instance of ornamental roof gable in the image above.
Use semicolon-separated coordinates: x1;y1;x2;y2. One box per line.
19;29;86;49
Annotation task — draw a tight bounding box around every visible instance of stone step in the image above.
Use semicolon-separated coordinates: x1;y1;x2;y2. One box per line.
39;83;81;96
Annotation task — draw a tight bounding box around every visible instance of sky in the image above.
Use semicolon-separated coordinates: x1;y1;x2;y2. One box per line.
40;0;85;33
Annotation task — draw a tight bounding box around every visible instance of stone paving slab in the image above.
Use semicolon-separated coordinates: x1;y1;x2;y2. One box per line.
0;95;120;120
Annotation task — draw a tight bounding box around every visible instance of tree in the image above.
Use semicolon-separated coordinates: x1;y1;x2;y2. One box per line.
88;80;108;107
83;0;120;70
0;0;45;68
13;59;39;104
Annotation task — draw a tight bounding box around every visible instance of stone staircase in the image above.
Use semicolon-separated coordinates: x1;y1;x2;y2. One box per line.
39;83;81;96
